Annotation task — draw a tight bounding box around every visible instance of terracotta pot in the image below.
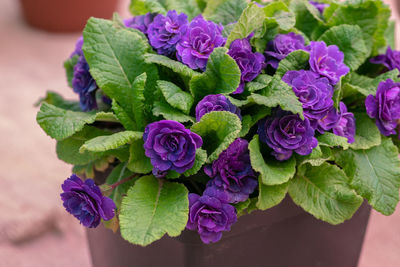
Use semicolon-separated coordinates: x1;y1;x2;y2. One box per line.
19;0;119;32
87;195;371;267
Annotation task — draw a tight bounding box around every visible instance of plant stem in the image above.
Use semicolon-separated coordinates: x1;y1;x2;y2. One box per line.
110;174;138;189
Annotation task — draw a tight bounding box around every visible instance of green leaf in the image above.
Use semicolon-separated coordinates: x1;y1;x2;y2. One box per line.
144;53;199;79
80;131;143;153
64;55;79;88
112;100;137;130
225;2;265;47
157;81;194;114
257;180;289;210
245;74;273;93
276;50;310;77
203;0;248;25
384;20;395;51
263;1;296;31
190;47;241;101
183;149;207;177
249;76;304;119
56;126;111;165
37;103;97;141
127;138;153;174
335;138;400;215
120;176;189;246
106;163;136;209
131;73;147;130
288;162;363;225
191;111;241;163
249;135;296;185
317;132;350;149
325;0;390;55
129;0;167;16
83;18;158;123
164;0;201;20
36;91;81;111
153;100;195;123
318;25;369;71
234;199;251;217
350;112;381;150
297;145;333;167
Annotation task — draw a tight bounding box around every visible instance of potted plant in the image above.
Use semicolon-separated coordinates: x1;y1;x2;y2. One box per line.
36;0;400;266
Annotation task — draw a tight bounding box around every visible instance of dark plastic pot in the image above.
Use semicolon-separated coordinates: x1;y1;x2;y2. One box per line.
19;0;119;32
87;196;371;267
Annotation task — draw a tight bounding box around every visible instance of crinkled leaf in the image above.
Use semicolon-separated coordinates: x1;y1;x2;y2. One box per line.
183;149;207;177
203;0;247;25
249;135;296;185
234;198;251;217
317;132;350;149
190;47;241;101
384;20;395;52
297;145;333;167
249;76;304;119
164;0;201;20
120;176;189;246
36;91;81;111
335;138;400;215
153;100;195;123
225;2;265;47
112;100;137;130
157;80;194;114
191;111;241;163
257;180;288;210
325;0;390;55
288;162;363;225
129;0;167;15
37;103;98;141
144;53;199;79
318;24;369;71
127;138;153;174
238;115;252;137
263;1;296;31
80;131;143;153
245;74;273;93
64;55;79;88
83;18;158;123
131;72;147;130
276;50;310;77
350;112;381;150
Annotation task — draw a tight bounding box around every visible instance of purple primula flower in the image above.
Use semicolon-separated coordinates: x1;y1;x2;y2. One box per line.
265;32;305;69
70;36;84;58
258;109;318;161
147;11;188;56
309;1;329;14
316;106;340;133
124;13;156;34
333;102;356;143
60;174;116;228
307;41;350;85
195;94;241;121
186;189;237;244
176;15;226;70
283;70;334;130
366;79;400;136
370;46;400;74
72;55;98;111
205;138;258;203
228;37;266;94
143;120;203;176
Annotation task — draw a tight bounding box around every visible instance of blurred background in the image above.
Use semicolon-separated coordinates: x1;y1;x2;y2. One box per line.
0;0;399;266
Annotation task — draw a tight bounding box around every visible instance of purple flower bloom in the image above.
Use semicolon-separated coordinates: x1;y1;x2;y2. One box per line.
195;94;241;121
124;13;156;34
316;106;340;133
370;46;400;73
265;32;305;69
333;102;356;143
143;120;203;176
60;175;116;228
308;41;350;85
228;37;266;94
186;189;237;244
205;139;258;203
147;11;188;56
70;36;84;58
366;79;400;136
176;15;226;70
72;55;98;111
258;109;318;161
309;1;329;14
283;70;334;129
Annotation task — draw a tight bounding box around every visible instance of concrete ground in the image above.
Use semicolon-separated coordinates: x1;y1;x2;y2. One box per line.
0;0;399;266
